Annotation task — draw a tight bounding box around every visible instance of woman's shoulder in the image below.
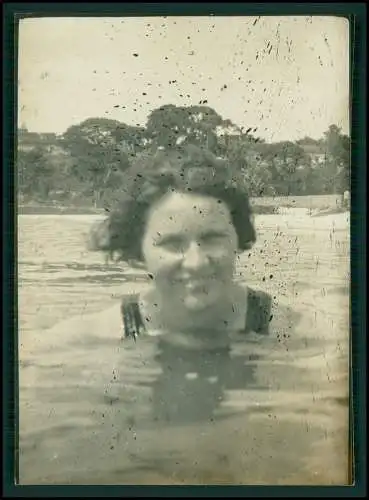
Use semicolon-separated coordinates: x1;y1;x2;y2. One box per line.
38;289;148;345
66;301;122;335
268;295;302;338
60;301;124;343
244;285;302;336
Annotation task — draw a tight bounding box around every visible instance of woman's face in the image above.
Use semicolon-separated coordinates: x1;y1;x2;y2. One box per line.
141;191;239;312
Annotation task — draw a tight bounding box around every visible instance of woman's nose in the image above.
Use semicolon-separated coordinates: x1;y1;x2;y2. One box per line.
182;242;208;270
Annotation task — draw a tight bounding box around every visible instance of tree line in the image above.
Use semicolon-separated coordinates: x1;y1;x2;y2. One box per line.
17;104;350;209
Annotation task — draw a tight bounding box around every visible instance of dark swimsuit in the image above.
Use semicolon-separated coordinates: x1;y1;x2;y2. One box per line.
121;287;272;340
119;288;273;426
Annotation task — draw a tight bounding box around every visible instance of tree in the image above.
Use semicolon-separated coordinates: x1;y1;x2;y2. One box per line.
323;125;350;193
296;136;321;147
18;110;350;205
61;118;133;207
17;146;55;200
144;104;234;152
256;141;311;196
219;134;271;196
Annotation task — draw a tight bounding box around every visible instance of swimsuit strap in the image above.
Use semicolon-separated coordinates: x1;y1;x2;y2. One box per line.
245;288;272;335
120;288;272;341
120;293;145;341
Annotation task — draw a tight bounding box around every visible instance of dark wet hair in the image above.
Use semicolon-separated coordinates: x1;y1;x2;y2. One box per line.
88;144;256;262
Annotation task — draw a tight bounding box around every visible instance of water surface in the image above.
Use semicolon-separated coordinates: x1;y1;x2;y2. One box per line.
18;213;350;485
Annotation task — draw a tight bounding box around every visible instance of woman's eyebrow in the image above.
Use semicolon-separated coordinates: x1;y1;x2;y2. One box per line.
200;229;228;237
155;233;184;241
154;230;228;241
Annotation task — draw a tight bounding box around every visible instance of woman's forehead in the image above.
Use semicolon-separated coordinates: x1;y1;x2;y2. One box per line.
145;191;234;230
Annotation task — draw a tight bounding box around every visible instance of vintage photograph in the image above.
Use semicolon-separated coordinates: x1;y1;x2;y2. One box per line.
17;16;351;485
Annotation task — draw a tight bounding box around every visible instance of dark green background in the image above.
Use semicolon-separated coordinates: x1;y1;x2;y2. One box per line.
3;3;366;497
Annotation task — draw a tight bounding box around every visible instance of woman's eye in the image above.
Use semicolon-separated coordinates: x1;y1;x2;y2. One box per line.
157;238;186;252
201;234;226;245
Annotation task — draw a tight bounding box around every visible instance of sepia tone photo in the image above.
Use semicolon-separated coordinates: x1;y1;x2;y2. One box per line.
17;16;351;485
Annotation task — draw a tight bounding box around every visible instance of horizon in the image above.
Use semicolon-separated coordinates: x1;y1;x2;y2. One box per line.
18;111;346;144
18;16;350;143
18;113;346;144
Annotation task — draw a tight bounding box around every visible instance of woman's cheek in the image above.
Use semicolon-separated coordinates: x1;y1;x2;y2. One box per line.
152;248;183;272
211;246;237;267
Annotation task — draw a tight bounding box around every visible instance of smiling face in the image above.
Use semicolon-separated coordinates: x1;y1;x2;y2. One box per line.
141;191;239;313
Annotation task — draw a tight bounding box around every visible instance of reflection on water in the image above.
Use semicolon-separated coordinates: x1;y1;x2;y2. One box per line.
18;213;350;485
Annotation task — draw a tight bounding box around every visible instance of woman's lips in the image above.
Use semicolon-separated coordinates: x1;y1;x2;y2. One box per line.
175;278;212;291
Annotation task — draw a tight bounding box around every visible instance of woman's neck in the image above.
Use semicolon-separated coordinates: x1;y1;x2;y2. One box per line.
140;283;248;337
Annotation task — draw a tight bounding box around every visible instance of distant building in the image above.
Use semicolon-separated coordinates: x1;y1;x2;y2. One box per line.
300;144;327;167
215;124;242;138
343;190;350;209
17;128;73;174
18;128;59;152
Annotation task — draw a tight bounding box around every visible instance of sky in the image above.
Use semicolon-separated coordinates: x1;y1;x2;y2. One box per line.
18;16;350;143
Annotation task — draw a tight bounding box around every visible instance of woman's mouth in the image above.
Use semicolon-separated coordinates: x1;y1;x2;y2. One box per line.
185;280;208;291
175;278;212;292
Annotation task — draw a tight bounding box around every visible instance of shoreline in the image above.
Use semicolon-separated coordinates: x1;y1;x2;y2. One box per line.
18;204;348;217
18;205;106;215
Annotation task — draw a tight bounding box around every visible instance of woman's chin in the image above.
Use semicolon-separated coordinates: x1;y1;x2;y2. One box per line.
181;292;216;312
